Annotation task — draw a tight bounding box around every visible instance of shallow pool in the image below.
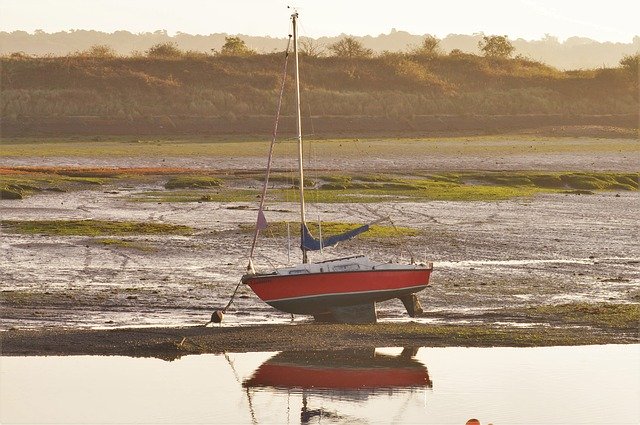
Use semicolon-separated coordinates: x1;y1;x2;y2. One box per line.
1;344;638;424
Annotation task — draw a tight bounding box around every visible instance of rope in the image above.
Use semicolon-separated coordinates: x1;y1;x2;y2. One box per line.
388;216;417;264
248;35;293;264
363;205;418;264
222;279;243;313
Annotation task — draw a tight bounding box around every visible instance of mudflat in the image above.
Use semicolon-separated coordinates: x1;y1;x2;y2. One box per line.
1;133;638;357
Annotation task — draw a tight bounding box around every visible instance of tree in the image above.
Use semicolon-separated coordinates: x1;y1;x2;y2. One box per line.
299;37;325;58
327;37;373;58
619;53;639;75
9;51;31;60
219;36;255;56
412;35;441;57
146;42;183;58
478;35;515;58
76;44;117;58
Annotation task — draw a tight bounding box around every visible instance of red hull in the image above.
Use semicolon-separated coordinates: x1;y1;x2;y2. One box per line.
245;363;429;390
242;268;431;315
244;349;432;391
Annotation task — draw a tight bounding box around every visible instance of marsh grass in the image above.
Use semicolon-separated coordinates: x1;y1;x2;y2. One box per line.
164;175;224;189
311;171;637;201
1;187;24;199
3;166;636;203
0;220;193;236
0;172;111;199
0;167;205;199
522;303;640;330
308;185;543;202
415;171;638;191
131;170;636;203
238;221;418;238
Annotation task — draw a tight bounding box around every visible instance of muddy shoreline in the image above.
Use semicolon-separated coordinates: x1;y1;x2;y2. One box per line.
2;319;637;360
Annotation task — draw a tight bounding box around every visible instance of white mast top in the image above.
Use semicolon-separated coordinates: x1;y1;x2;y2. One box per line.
291;12;308;263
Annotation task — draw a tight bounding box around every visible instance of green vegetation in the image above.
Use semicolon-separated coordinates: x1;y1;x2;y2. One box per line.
1;187;23;199
1;220;193;236
238;221;419;238
73;44;118;58
619;53;639;75
3;166;636;203
0;166;218;199
352;323;616;347
145;42;184;58
445;171;639;191
0;171;109;199
164;175;223;189
145;171;636;203
478;35;515;58
305;171;637;202
138;181;542;204
219;36;255;56
521;303;640;331
304;185;542;202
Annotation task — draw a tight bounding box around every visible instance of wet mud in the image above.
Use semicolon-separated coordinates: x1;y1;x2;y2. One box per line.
1;180;638;334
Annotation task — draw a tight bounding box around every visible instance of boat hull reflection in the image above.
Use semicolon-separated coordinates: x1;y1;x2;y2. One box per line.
244;347;432;394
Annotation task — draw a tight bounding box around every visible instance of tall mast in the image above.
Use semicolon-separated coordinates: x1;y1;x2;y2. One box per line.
292;12;308;263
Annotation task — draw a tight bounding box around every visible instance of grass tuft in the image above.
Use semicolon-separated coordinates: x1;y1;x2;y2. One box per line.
239;220;419;238
1;220;193;236
164;176;223;189
523;302;640;330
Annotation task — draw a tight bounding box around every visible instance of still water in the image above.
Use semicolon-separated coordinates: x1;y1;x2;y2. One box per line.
1;345;638;424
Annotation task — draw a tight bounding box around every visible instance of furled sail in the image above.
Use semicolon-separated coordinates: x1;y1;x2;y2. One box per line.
301;223;370;251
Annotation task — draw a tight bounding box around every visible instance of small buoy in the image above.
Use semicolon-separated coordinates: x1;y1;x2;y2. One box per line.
211;310;224;323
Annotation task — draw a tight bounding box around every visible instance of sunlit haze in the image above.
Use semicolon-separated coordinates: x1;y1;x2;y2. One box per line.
1;0;638;42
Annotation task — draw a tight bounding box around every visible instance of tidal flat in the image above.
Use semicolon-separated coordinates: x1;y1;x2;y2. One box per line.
0;134;638;354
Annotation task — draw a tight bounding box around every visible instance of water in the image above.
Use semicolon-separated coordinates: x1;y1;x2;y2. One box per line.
1;345;638;424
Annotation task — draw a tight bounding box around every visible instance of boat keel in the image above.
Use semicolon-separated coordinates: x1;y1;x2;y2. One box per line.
313;302;378;324
399;294;423;317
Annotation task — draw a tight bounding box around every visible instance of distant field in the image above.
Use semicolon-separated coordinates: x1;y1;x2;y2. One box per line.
1;135;638;158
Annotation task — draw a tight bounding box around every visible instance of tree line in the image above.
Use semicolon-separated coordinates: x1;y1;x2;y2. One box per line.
11;33;635;64
3;29;639;69
1;35;637;124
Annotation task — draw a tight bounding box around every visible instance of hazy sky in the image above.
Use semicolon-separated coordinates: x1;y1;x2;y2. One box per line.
1;0;638;42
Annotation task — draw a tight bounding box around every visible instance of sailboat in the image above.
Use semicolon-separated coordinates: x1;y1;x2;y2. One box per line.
241;12;432;324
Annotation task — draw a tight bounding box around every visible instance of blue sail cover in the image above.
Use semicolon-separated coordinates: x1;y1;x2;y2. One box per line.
301;223;370;251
